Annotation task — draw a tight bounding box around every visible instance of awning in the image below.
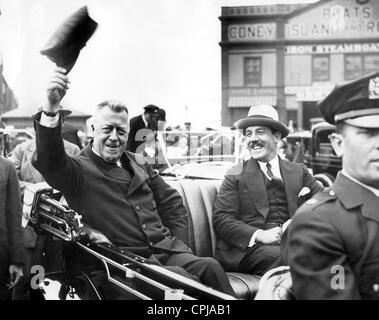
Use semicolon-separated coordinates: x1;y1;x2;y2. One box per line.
228;96;277;108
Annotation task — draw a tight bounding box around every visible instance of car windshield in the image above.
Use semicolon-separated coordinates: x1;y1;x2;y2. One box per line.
150;130;245;179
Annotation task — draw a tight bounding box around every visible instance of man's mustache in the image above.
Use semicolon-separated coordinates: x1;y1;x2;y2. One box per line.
247;141;265;149
106;143;120;148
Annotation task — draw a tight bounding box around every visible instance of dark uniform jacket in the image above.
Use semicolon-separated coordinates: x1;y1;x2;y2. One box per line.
0;157;25;274
127;115;156;153
290;172;379;300
32;113;192;259
213;157;322;271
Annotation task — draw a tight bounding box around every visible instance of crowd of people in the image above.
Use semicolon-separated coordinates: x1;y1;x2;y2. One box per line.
1;67;379;300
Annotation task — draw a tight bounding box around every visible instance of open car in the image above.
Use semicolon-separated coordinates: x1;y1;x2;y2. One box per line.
20;127;306;300
285;122;341;187
22;177;294;300
22;182;239;300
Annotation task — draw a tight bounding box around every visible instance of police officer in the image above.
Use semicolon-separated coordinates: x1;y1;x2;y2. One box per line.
289;72;379;299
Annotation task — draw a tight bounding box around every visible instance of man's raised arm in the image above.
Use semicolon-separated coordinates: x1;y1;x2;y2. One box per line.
32;67;81;194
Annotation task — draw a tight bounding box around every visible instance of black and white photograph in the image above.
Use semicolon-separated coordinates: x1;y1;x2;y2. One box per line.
1;0;379;308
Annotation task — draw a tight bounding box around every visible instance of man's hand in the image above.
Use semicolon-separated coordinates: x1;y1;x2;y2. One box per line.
7;264;23;290
88;230;112;245
45;67;70;112
80;225;113;245
256;227;282;244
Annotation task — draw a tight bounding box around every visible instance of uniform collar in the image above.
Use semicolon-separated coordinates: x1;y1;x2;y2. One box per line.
91;146;122;167
333;172;379;224
341;169;379;197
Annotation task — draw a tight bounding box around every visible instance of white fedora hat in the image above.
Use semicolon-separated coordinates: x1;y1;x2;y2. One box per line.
235;105;289;138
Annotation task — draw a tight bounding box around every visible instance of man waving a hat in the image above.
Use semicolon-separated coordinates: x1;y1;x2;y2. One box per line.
213;105;322;276
289;72;379;299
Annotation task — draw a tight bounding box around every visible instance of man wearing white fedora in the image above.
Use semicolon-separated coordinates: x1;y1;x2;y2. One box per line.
213;105;323;275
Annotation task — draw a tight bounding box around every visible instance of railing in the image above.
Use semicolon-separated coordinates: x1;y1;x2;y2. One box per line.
143;130;245;168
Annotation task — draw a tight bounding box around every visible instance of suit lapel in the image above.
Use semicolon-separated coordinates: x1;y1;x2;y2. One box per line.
85;146;149;195
279;159;301;217
138;115;146;129
242;159;270;218
124;152;148;196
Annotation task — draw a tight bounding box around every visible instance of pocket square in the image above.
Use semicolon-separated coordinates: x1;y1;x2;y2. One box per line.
298;187;310;197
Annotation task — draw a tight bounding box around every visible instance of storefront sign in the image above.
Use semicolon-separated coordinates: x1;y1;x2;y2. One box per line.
228;23;276;41
223;5;301;17
285;85;334;101
286;0;379;40
229;87;277;96
285;42;379;54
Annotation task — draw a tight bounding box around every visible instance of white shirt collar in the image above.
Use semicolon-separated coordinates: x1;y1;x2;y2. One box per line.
258;155;282;180
91;146;122;167
341;169;379;197
142;114;149;128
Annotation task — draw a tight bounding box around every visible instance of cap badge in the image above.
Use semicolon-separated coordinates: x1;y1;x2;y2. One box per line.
368;77;379;100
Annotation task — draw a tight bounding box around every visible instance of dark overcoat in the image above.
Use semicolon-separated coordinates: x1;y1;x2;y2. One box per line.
127;114;153;153
213;157;322;271
290;173;379;300
0;157;25;284
32;113;192;258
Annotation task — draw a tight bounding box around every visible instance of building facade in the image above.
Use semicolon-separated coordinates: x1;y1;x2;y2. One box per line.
220;0;379;130
1;103;91;132
0;59;18;117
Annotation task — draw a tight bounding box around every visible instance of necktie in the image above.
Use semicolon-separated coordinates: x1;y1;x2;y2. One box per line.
266;162;274;180
266;162;282;185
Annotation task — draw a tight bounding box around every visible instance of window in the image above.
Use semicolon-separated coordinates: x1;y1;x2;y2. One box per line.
312;55;330;82
345;55;362;80
364;55;379;74
244;57;261;87
345;54;379;80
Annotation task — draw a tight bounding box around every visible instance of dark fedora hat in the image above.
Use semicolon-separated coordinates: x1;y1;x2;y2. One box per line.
236;105;289;138
40;6;98;73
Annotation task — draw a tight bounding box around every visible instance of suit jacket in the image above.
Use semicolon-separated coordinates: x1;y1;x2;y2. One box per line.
0;157;25;270
127;115;156;153
9;138;80;248
32;112;192;258
290;173;379;300
213;157;322;271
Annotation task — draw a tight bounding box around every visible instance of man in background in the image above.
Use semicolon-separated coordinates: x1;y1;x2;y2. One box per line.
62;121;84;149
127;105;159;153
0;157;24;299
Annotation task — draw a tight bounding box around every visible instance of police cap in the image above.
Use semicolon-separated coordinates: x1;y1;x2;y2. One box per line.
318;71;379;128
144;104;159;115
